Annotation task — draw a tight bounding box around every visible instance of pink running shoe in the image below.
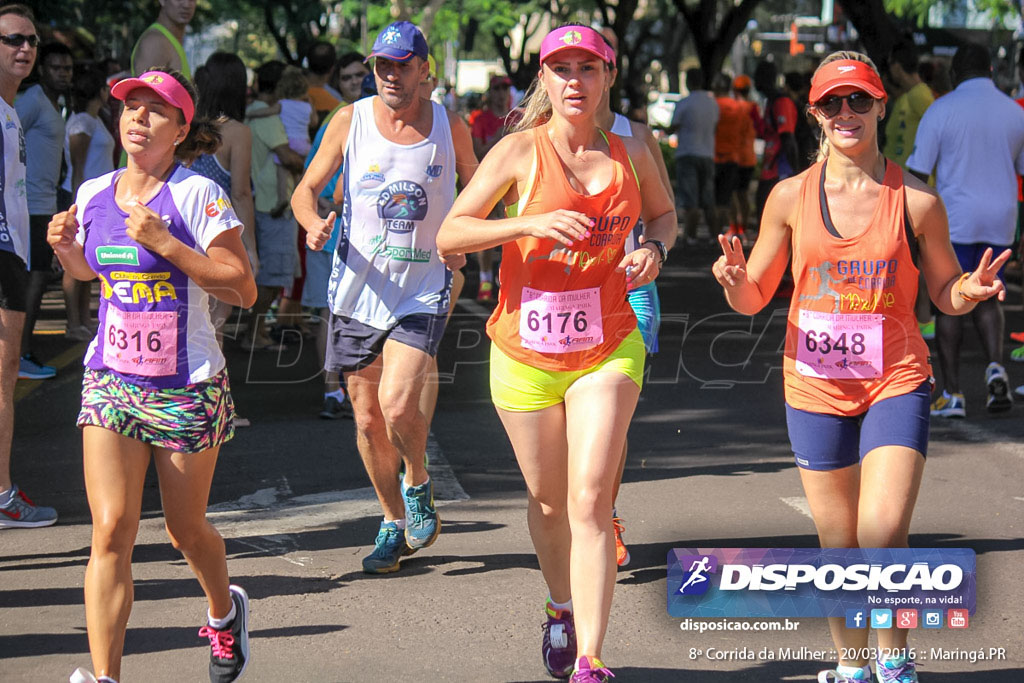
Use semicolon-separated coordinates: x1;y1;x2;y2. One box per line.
571;656;615;682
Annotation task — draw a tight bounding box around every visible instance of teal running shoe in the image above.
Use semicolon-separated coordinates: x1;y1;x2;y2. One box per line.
402;478;440;550
362;521;410;574
876;655;919;683
818;665;871;682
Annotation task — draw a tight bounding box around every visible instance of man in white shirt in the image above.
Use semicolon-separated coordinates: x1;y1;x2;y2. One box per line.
907;42;1024;417
0;3;58;528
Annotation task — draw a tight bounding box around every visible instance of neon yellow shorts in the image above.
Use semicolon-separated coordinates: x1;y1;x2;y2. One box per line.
490;328;645;412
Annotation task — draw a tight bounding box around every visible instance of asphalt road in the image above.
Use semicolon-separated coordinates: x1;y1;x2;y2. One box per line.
1;241;1022;682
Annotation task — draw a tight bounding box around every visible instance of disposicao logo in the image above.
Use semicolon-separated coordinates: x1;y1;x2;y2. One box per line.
96;246;140;266
676;554;717;595
667;548;976;619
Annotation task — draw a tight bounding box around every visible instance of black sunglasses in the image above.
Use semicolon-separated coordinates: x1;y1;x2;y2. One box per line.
0;33;39;48
814;91;876;118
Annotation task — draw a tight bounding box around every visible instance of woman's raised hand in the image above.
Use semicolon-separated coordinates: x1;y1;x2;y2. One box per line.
712;234;749;288
47;204;80;253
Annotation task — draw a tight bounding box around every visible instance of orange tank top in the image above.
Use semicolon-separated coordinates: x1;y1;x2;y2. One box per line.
783;159;931;415
486;124;641;371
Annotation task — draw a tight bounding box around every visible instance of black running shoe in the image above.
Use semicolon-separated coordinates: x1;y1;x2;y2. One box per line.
199;585;251;682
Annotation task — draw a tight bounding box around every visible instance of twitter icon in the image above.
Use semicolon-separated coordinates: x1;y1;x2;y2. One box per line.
871;609;893;629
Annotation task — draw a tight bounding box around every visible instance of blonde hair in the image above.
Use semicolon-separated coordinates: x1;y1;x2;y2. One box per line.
811;51;883;161
511;77;551;133
275;65;310;101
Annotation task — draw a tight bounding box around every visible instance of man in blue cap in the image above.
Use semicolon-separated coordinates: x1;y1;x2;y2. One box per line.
293;21;478;574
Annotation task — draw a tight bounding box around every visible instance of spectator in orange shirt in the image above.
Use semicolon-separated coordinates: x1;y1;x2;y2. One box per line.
711;73;753;243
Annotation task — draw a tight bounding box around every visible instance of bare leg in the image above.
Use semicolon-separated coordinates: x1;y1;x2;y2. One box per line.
82;427;150;681
563;370;640;659
798;464;870;667
155;446;233;620
345;341;433;520
248;286;280;347
0;310;25;490
859;446;925;654
496;403;571;603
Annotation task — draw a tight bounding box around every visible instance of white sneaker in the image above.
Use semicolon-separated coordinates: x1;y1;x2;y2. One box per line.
985;362;1012;413
70;669;97;683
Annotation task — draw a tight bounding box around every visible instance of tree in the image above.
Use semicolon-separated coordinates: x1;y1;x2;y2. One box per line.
670;0;763;88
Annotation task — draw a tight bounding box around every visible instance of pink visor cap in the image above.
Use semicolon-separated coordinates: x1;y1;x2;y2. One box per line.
111;71;195;125
540;26;614;65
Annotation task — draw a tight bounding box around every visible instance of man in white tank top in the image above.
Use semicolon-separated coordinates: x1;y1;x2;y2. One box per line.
293;21;478;574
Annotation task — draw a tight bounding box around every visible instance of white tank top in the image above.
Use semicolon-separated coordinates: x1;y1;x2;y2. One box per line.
611;114;645;253
328;97;457;328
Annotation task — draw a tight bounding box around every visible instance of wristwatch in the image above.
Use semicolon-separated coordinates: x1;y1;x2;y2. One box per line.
644;238;668;265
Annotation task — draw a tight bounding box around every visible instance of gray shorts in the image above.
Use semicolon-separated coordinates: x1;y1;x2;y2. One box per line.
325;313;448;374
675;155;715;211
254;211;299;288
301;247;332;310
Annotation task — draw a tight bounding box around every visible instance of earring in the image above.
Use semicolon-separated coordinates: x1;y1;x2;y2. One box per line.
173;140;180;146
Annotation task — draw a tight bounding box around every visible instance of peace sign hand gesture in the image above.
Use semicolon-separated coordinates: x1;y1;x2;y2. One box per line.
712;234;749;288
959;247;1013;302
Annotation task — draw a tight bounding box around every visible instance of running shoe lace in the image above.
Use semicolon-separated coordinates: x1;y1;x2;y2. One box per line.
546;621;568;648
15;489;36;506
877;659;918;683
571;665;615;682
612;518;625;535
198;625;236;659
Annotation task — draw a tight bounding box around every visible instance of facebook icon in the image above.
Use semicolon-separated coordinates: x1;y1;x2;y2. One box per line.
846;609;866;629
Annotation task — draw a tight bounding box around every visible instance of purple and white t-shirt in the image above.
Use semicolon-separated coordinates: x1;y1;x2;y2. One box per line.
75;165;241;389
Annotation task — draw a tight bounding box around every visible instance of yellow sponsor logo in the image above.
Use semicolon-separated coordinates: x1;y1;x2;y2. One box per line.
99;272;178;304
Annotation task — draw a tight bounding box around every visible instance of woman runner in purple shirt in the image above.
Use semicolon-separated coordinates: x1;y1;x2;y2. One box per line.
48;69;257;683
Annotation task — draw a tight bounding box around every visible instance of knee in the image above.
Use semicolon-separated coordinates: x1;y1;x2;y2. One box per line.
857;518;908;548
567;484;610;525
528;495;567;525
379;394;420;432
165;517;218;555
91;515;139;558
352;406;388;441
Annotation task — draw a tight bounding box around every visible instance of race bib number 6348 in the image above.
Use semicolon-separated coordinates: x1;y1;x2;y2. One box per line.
795;309;883;379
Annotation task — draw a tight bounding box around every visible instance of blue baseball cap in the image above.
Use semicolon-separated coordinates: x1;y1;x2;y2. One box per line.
366;21;428;63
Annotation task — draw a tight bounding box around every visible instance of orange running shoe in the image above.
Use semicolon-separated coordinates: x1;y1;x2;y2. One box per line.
612;516;630;567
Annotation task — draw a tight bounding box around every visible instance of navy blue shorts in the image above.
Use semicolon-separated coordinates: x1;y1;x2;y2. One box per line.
952;242;1011;283
325;313;447;374
785;382;931;471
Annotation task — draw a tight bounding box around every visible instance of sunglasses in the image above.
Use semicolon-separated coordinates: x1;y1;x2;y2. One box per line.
0;33;39;48
814;91;876;118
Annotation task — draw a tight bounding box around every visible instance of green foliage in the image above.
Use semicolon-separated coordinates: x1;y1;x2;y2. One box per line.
885;0;1021;23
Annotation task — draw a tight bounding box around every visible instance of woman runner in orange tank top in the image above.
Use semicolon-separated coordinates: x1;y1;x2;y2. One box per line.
438;25;676;682
712;52;1009;683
